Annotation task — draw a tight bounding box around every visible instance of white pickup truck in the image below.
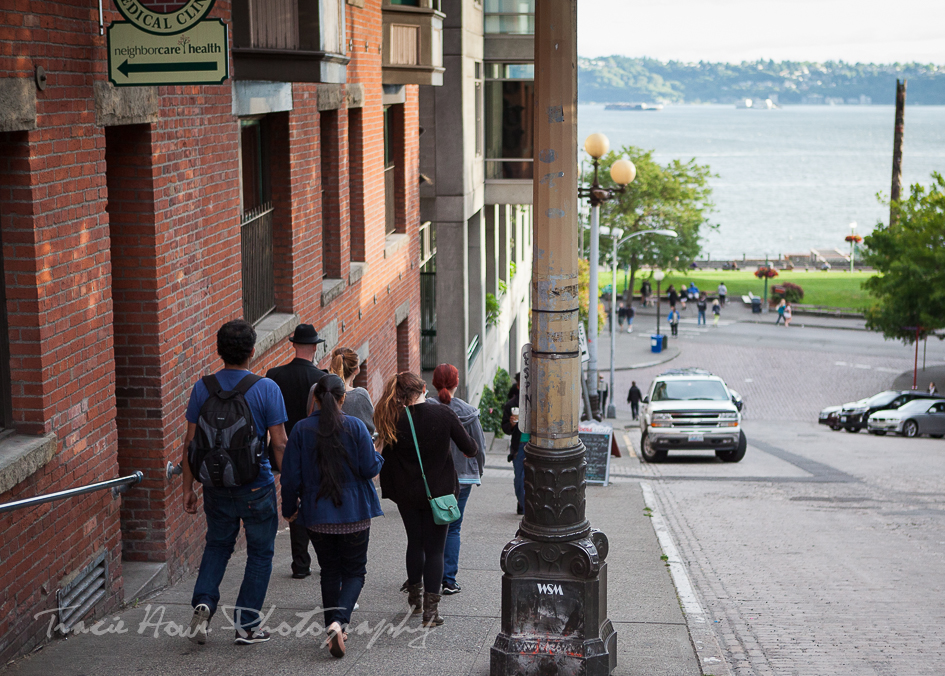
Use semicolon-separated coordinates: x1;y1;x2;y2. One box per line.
639;368;746;463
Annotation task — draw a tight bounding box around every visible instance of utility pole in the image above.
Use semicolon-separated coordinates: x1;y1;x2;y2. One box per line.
490;1;615;674
890;79;906;224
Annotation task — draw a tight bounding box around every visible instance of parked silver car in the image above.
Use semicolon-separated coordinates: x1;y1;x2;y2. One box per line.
867;398;945;438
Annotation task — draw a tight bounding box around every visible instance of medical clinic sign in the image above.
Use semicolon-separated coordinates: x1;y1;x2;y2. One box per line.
107;0;228;87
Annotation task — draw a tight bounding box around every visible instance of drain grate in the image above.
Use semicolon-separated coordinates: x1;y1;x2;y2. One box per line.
57;550;108;633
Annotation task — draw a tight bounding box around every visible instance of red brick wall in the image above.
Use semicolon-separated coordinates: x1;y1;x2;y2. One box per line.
0;0;422;660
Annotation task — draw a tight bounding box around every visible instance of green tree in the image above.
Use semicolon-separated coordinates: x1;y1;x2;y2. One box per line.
862;173;945;342
594;146;716;299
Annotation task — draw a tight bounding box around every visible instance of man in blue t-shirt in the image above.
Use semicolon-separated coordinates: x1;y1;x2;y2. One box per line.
181;320;288;646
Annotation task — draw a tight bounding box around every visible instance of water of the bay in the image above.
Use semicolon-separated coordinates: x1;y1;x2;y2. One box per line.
578;104;945;259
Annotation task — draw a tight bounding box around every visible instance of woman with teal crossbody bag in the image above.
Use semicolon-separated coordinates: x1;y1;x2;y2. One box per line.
375;372;479;627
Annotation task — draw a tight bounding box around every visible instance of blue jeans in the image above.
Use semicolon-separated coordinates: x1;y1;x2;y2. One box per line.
192;483;278;631
443;484;473;585
309;528;371;626
512;442;525;511
698;310;706;325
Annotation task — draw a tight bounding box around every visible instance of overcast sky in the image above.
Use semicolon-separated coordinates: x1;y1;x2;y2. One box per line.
578;0;945;63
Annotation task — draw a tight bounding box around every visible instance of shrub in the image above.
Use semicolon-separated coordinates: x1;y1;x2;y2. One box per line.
486;292;501;327
772;281;804;304
479;367;513;436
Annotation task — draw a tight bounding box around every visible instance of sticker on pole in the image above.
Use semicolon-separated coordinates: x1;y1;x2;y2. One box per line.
578;323;589;364
520;343;532;434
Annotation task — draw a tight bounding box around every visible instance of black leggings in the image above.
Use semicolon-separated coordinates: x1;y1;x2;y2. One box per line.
398;503;448;593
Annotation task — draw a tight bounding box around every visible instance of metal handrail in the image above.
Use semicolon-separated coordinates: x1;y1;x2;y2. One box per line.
0;471;144;514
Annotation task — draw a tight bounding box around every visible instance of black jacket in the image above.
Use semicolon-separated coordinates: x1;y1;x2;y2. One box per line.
379;401;477;510
265;358;328;434
501;387;522;458
627;385;642;404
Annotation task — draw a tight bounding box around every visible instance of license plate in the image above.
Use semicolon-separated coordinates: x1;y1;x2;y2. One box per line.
688;433;704;442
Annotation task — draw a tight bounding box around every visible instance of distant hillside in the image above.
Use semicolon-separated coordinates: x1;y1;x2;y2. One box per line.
578;57;945;105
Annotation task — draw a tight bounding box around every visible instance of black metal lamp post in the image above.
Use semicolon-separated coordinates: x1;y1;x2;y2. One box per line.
654;269;665;338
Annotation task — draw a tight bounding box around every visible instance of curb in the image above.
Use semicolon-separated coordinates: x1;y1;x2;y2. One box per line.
641;482;733;676
612;349;681;371
737;318;868;332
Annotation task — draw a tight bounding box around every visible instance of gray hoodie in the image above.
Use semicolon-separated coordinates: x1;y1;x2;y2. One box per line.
430;394;487;484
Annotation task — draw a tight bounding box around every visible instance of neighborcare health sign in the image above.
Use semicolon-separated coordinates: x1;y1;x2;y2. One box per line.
107;0;228;87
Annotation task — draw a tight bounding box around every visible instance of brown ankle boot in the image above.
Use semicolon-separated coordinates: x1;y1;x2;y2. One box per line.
407;582;424;614
422;592;444;627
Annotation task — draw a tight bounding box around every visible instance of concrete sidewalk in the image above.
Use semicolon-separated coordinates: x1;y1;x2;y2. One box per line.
3;425;703;676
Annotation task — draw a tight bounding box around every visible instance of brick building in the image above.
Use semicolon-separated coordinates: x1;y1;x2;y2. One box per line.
0;0;443;659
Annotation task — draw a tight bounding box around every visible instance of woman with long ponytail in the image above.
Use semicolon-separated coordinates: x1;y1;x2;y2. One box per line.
374;371;478;628
328;347;376;435
281;374;383;658
428;363;486;595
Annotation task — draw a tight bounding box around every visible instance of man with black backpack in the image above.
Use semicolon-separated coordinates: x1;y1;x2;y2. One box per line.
181;320;288;646
264;323;328;580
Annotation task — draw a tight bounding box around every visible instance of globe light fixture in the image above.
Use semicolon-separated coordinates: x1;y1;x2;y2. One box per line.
584;132;610;160
610;158;636;186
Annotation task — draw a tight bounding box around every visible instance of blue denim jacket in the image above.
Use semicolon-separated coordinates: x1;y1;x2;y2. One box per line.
280;411;384;526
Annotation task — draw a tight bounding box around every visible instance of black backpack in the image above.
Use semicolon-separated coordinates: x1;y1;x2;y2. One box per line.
188;373;264;488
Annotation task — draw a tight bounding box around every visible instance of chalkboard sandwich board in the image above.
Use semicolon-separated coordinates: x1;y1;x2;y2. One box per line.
579;422;613;487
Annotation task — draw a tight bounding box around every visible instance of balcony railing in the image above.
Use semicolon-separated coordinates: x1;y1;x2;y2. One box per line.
241;203;276;325
382;1;445;86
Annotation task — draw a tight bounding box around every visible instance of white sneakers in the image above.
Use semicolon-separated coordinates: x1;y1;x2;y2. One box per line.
189;603;211;645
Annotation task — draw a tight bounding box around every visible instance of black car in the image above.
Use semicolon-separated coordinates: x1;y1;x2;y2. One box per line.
838;390;942;432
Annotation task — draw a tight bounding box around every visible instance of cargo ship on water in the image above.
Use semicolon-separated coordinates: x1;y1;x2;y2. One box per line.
604;102;664;111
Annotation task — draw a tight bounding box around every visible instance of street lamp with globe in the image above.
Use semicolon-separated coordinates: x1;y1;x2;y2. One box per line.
578;132;636;419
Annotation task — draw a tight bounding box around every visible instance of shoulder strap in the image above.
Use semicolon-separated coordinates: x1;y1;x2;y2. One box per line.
233;373;263;396
405;407;433;500
202;374;222;395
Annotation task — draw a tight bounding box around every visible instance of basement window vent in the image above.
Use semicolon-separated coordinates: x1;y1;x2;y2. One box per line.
57;551;108;634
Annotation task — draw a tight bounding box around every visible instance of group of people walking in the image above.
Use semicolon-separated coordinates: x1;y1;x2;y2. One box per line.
665;283;723;333
774;299;793;327
182;320;486;657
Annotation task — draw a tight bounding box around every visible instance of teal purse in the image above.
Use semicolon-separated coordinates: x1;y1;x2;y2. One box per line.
405;407;461;525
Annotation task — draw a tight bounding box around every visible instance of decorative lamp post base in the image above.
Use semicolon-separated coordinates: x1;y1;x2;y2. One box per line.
606;403;616;419
490;530;615;676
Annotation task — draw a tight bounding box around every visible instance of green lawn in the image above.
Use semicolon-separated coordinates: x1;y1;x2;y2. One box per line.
599;269;874;310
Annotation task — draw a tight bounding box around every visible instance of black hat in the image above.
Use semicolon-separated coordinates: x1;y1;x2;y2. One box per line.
289;324;325;345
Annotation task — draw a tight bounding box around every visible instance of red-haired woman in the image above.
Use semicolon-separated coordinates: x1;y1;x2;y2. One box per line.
428;363;486;595
374;372;478;627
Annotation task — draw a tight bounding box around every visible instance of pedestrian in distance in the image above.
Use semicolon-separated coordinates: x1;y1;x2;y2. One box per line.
712;298;722;327
265;323;329;581
783;302;792;327
667;284;678;311
929;381;938;395
640;279;651;307
626;304;635;333
280;374;383;658
668;306;680;337
775;299;786;326
428;363;487;596
375;372;478;627
598;374;609;413
627;381;643;420
502;373;527;515
696;293;707;325
717;282;728;306
183;320;288;646
318;347;375;436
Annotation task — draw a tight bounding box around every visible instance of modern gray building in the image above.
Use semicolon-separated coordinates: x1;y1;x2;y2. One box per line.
418;0;535;403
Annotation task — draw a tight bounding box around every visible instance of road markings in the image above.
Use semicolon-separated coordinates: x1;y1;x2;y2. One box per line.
622;431;637;459
641;482;732;674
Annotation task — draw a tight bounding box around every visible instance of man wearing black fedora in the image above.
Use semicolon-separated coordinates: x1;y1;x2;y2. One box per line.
265;323;328;579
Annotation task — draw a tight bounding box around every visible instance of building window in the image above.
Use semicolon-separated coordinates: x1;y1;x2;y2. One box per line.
0;227;11;432
396;318;410;372
233;0;344;52
240;118;276;324
348;108;365;262
320;110;342;278
484;0;534;35
475;61;483;157
420;259;437;371
485;63;534;179
383;104;405;236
